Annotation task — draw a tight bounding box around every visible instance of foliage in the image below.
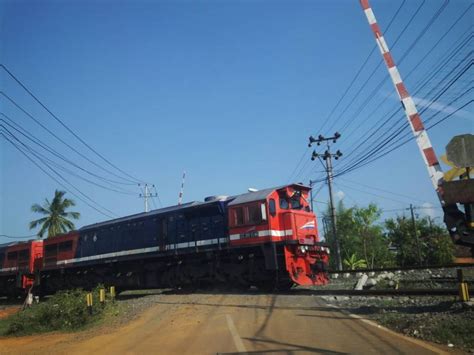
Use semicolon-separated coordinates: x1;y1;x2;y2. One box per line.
385;215;454;266
29;190;80;238
343;253;367;270
1;287;116;336
321;201;453;269
323;201;395;269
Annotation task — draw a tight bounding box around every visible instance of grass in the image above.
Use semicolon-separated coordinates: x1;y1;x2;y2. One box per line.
429;317;474;349
0;287;119;336
376;305;474;350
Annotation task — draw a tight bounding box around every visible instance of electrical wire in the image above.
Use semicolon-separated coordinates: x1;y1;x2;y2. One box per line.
341;29;472;160
0;114;137;194
335;55;473;176
0;64;145;184
288;0;409;182
323;0;430;135
1;129;118;218
0;234;37;240
333;0;450;136
0;92;138;185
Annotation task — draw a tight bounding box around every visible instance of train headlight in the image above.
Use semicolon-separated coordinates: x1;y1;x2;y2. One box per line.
299;246;309;253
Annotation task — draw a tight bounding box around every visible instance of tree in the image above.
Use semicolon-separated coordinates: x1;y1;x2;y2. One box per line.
322;201;395;269
385;215;454;266
29;190;80;238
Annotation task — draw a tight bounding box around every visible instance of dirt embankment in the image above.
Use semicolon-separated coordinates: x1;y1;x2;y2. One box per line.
0;306;20;320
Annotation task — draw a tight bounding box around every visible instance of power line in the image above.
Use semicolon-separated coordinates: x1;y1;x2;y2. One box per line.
332;100;473;179
1;129;118;218
339;52;471;172
338;5;470;169
341;28;472;161
323;0;429;135
0;91;138;185
0;234;37;240
335;56;473;177
318;0;409;135
335;182;407;205
333;0;450;136
288;0;409;182
305;0;450;184
153;185;163;207
287;147;310;183
338;177;429;204
0;64;145;184
0;115;136;195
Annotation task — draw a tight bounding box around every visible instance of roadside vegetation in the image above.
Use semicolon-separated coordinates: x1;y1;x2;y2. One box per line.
322;201;454;270
0;287;119;336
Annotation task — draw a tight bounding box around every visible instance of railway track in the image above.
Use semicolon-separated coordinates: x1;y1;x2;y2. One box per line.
327;262;474;274
294;288;473;297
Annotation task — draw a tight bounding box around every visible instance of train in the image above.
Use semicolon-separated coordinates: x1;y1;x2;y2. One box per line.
0;183;329;297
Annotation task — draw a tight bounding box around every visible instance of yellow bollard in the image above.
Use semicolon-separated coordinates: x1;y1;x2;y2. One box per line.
110;286;116;301
86;293;93;315
99;288;106;305
459;282;470;302
457;269;470;302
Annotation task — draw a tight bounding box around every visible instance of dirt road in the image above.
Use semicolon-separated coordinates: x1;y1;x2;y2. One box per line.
0;293;451;354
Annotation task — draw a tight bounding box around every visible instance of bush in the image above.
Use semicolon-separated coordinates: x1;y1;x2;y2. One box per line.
4;287;115;336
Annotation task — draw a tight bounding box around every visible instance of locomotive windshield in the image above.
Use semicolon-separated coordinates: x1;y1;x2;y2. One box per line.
278;190;304;210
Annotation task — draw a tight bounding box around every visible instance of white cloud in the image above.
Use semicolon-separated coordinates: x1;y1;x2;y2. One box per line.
420;202;436;219
412;96;472;120
336;190;345;201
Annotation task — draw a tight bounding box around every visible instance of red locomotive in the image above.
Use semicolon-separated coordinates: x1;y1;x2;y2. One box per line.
1;184;329;297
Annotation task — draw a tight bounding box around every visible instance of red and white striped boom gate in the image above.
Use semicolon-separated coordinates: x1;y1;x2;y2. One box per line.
359;0;473;248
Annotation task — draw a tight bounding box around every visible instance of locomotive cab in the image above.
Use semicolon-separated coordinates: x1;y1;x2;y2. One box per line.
228;184;329;287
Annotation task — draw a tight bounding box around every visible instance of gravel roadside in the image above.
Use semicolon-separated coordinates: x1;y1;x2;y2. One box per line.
321;295;474;353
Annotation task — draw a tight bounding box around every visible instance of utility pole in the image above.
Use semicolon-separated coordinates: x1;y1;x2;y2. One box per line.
409;204;423;266
139;184;157;213
309;132;343;270
309;179;316;211
178;171;186;205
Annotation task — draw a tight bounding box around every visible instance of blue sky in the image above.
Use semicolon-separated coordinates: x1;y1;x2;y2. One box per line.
1;0;472;242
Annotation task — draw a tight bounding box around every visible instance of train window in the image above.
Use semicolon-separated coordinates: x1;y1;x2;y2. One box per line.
233;207;244;226
59;241;73;252
279;198;289;210
269;199;276;216
290;196;302;210
261;203;267;221
161;219;167;236
19;249;29;261
45;244;57;257
247;204;262;224
7;251;18;261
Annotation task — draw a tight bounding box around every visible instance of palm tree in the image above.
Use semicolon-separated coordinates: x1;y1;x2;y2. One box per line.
29;190;80;238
